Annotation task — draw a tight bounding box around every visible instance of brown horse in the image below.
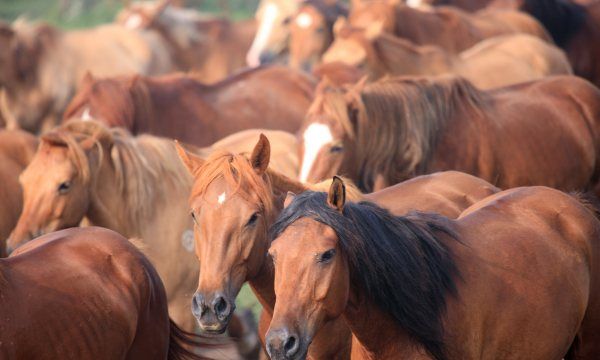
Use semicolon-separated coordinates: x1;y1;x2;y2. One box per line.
63;66;314;146
116;0;256;83
348;0;550;54
299;75;600;192
0;129;37;257
323;20;571;87
175;132;498;358
288;0;348;71
7;120;298;336
1;226;215;359
0;19;173;133
267;178;600;359
520;0;600;88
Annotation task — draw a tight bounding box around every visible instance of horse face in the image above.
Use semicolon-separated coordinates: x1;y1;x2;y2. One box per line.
7;141;90;254
322;23;369;68
348;0;395;33
267;218;349;360
289;5;330;72
190;177;268;334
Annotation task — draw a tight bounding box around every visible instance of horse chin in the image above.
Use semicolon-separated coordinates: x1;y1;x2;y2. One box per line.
197;321;229;335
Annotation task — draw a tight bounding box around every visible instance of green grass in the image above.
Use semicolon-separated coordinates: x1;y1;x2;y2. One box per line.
236;283;263;320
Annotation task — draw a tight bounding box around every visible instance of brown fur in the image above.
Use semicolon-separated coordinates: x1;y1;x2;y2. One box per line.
63;66;315;146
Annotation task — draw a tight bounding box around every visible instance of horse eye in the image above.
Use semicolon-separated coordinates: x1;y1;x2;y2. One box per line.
283;16;292;25
330;145;343;153
316;27;325;34
246;212;260;227
57;181;71;194
191;211;198;224
318;249;336;263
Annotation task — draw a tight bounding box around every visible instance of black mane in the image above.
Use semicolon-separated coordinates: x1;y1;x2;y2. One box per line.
521;0;587;46
271;191;459;360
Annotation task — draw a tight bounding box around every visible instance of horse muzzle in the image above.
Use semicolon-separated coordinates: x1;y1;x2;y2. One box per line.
191;291;235;334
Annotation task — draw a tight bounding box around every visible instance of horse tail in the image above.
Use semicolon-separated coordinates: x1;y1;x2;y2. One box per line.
167;319;220;360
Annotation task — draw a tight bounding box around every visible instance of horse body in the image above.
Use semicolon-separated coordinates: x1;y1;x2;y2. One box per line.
0;21;172;132
63;66;314;146
267;181;600;359
0;130;37;257
0;227;208;359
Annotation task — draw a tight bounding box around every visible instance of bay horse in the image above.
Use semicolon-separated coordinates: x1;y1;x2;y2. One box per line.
0;19;173;133
288;0;348;71
323;20;571;87
0;129;37;257
1;226;215;359
520;0;600;88
63;66;314;146
175;132;498;357
348;0;550;54
299;75;600;192
116;0;256;83
267;178;600;359
6;120;299;336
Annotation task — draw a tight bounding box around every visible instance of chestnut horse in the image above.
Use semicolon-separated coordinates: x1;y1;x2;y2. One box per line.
0;129;37;257
116;0;256;83
520;0;600;88
175;132;498;358
348;0;550;54
288;0;348;71
267;178;600;359
323;21;571;87
63;66;314;146
0;19;172;133
7;120;299;335
299;75;600;192
1;226;215;359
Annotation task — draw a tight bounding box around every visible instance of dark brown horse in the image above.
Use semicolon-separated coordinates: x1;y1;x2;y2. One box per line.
348;0;550;54
0;129;37;257
299;75;600;192
267;178;600;359
116;0;256;83
520;0;600;88
63;66;314;146
1;226;216;359
176;133;498;358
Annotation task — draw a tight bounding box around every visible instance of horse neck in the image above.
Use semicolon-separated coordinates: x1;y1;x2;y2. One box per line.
345;295;430;359
130;79;157;134
374;36;454;76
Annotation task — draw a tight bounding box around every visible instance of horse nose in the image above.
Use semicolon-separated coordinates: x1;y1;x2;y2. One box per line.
266;328;300;359
212;293;233;321
191;292;207;319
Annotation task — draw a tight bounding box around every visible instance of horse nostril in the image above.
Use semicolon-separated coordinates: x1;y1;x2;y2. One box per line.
284;334;298;356
213;295;230;319
191;294;207;318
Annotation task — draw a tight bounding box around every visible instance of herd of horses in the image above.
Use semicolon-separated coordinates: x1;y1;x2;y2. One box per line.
2;0;600;359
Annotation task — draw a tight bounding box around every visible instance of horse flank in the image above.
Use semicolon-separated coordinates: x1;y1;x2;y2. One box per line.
270;191;459;360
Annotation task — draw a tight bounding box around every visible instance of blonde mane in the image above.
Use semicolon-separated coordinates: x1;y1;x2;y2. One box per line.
313;76;487;190
47;120;190;228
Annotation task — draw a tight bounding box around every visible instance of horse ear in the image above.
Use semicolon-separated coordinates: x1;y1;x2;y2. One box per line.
174;140;205;174
250;133;271;175
284;191;296;209
365;21;384;40
333;17;347;36
81;71;95;86
327;176;346;212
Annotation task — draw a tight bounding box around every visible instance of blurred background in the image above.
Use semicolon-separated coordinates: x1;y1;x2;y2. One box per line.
0;0;261;28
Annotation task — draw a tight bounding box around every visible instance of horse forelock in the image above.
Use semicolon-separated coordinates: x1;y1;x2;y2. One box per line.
271;191;459;360
308;87;356;138
191;150;276;219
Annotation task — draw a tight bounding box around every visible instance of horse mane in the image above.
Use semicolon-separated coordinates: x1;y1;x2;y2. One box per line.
521;0;587;46
45;120;190;229
311;76;486;190
271;191;459;360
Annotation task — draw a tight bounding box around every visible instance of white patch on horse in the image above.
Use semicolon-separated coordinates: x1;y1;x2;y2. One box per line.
125;14;143;29
300;123;333;182
406;0;424;8
246;3;279;67
81;107;92;121
218;192;227;205
181;229;194;252
296;12;313;29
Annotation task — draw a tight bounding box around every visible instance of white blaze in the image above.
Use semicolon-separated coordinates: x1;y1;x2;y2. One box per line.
406;0;424;8
125;14;143;29
246;3;279;67
296;12;313;29
217;192;227;204
300;123;333;183
81;107;92;121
